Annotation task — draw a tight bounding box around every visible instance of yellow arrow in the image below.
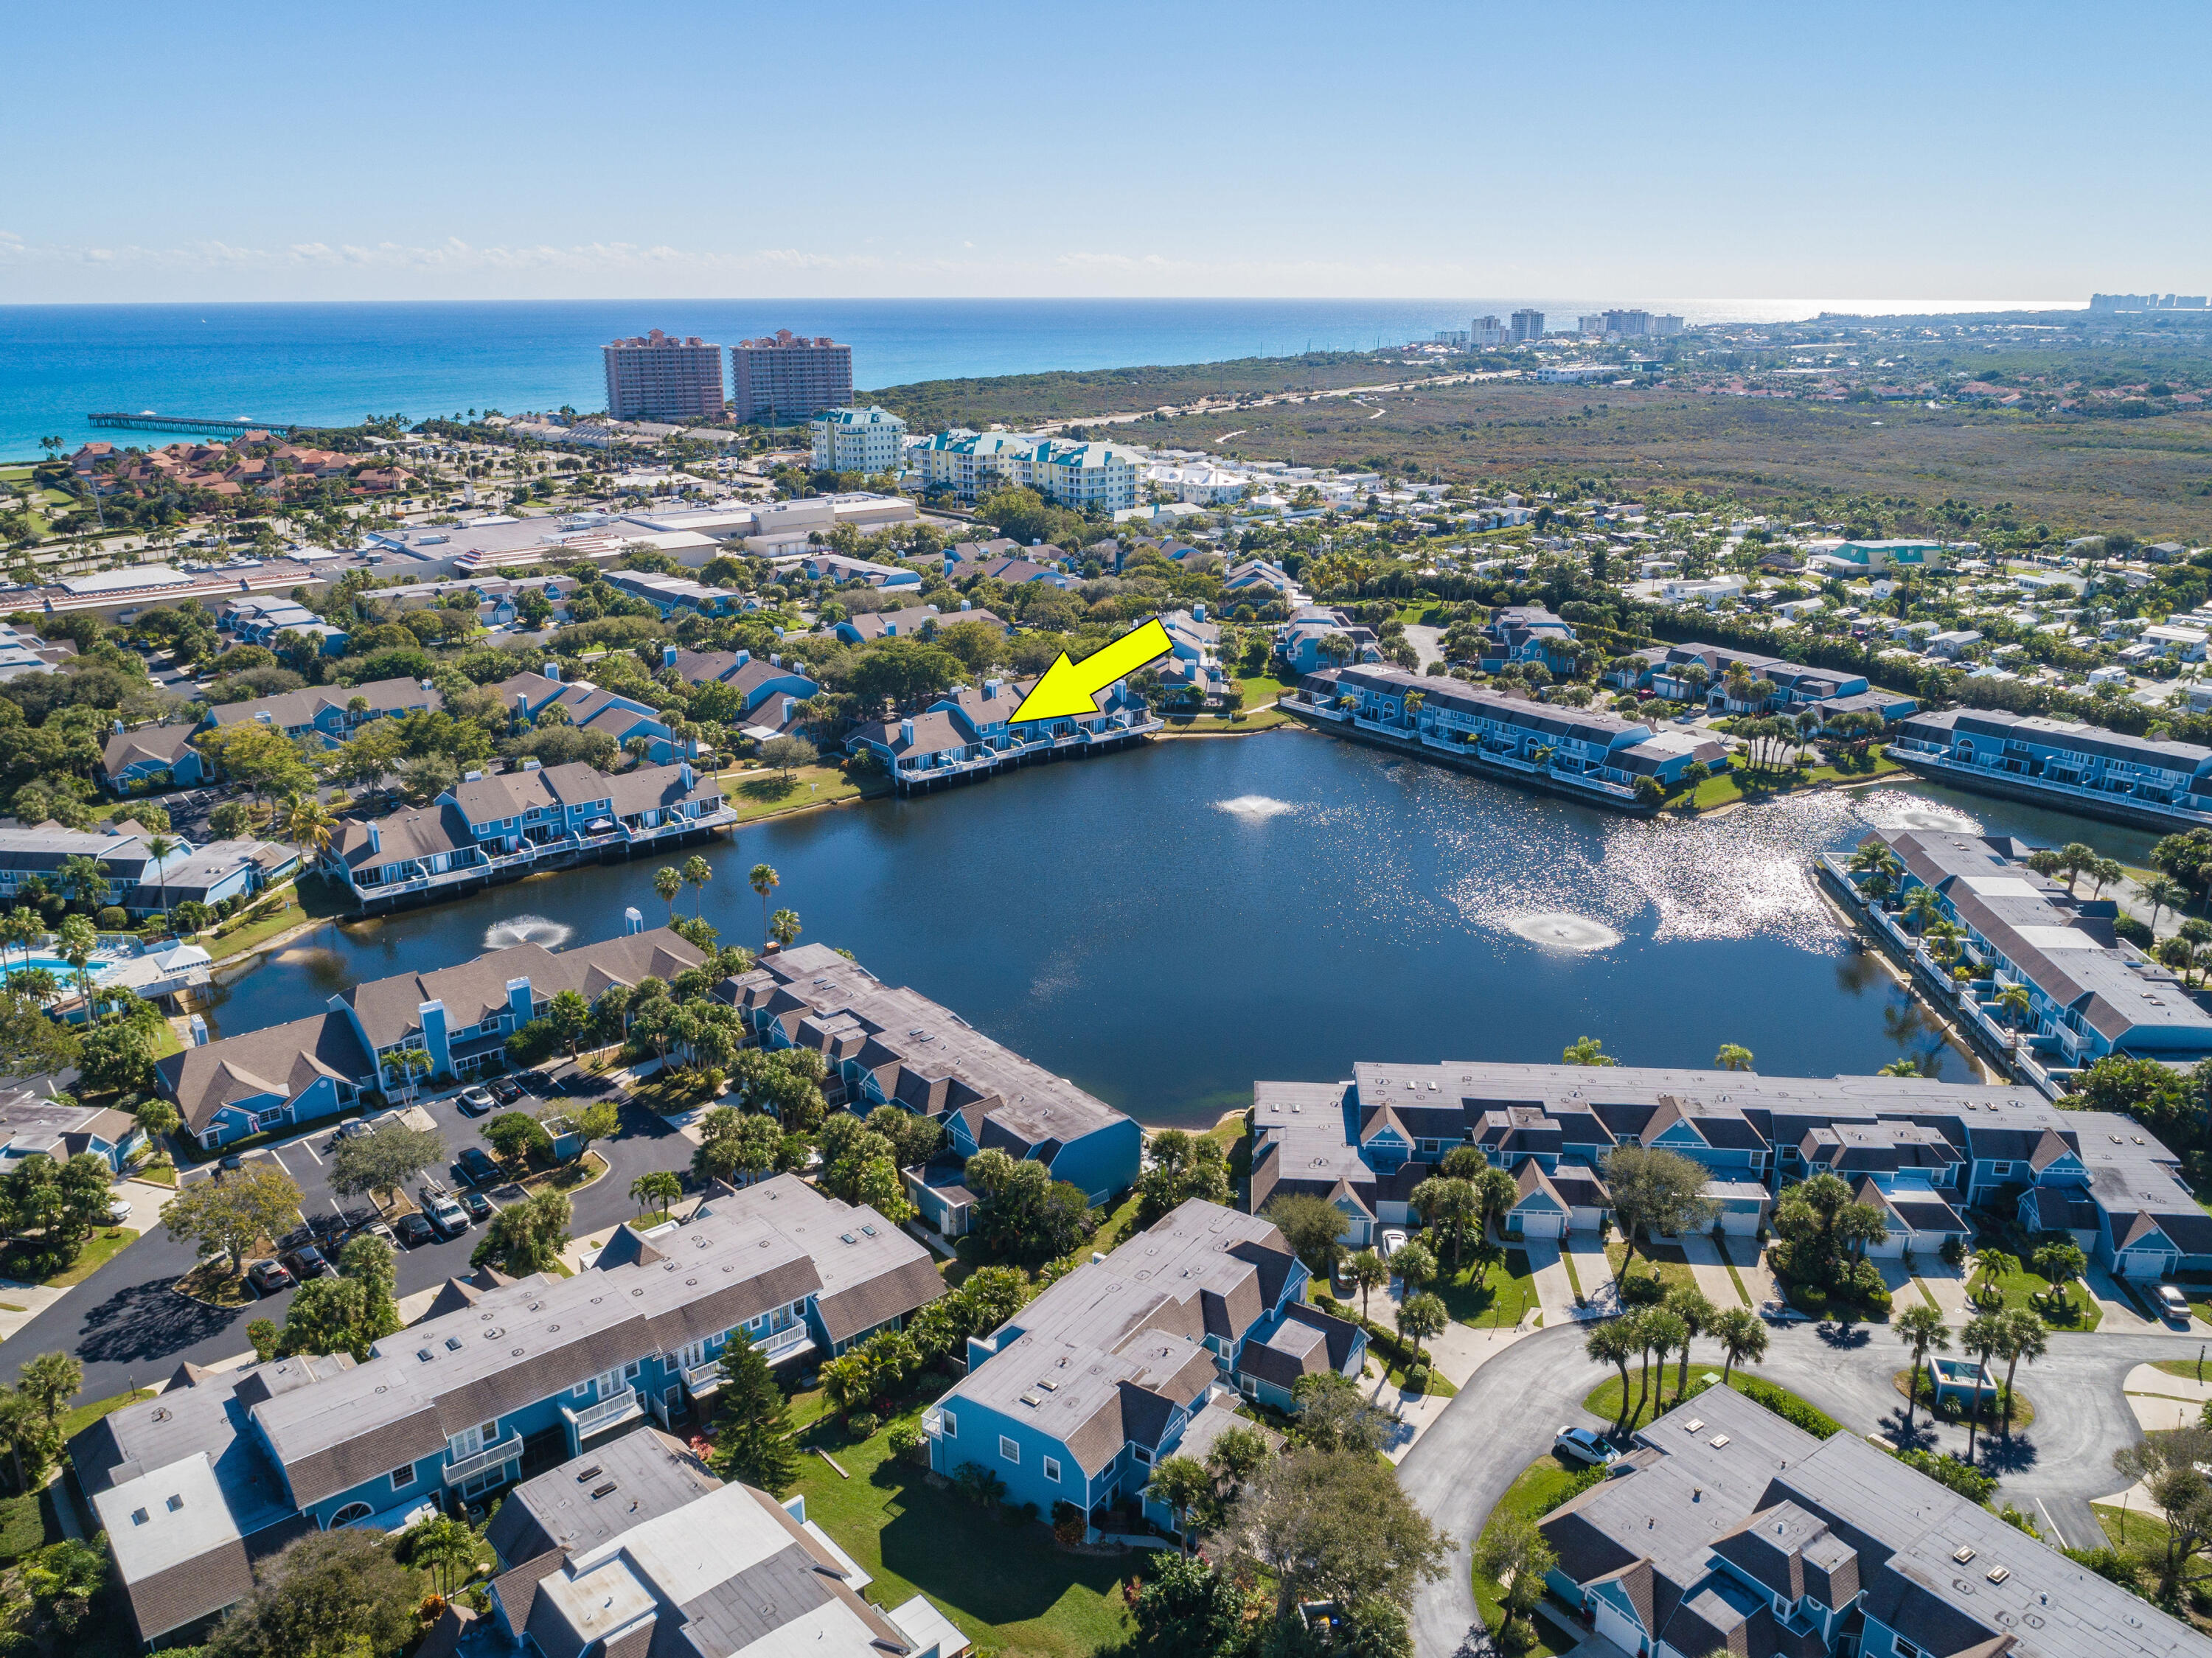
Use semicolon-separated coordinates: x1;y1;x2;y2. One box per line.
1011;617;1175;723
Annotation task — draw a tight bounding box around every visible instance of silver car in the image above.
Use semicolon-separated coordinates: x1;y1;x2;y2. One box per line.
1555;1427;1617;1467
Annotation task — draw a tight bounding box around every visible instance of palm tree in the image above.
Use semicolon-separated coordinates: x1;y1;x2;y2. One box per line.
1901;884;1942;934
1894;1303;1950;1429
1849;842;1903;882
1714;1043;1753;1070
1959;1312;2006;1462
2089;856;2126;899
1585;1320;1638;1435
140;832;180;927
1633;1309;1685;1425
681;854;712;918
768;908;801;950
653;865;683;922
1347;1249;1390;1325
1878;1056;1923;1077
56;914;99;1021
2141;874;2189;933
0;908;40;984
283;796;335;866
1972;1250;2020;1309
749;863;779;943
2059;841;2096;894
57;854;109;915
1666;1286;1716;1398
1711;1306;1767;1382
1992;1308;2048;1439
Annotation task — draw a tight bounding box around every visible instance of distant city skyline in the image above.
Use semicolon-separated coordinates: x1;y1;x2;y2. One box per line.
4;0;2207;305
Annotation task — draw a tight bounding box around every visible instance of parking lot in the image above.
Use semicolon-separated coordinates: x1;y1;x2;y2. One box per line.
178;1070;698;1312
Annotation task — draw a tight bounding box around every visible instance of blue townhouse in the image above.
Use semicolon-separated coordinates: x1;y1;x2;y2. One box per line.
667;645;820;735
1252;1057;2210;1281
156;919;704;1146
69;1174;942;1649
1478;604;1579;673
1888;706;2212;829
1538;1386;2189;1658
200;675;441;751
99;720;206;793
491;664;693;764
923;1199;1363;1533
1293;663;1722;800
219;596;349;655
603;568;745;618
0;1096;146;1174
1272;607;1381;675
844;673;1160;795
324;758;733;909
713;943;1142;1207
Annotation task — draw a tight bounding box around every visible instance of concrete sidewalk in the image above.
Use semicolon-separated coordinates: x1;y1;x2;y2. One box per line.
1678;1233;1746;1309
2087;1264;2159;1333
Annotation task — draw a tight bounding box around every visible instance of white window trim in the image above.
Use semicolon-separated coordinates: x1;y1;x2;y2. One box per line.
1043;1455;1061;1483
941;1411;957;1438
1132;1445;1152;1465
391;1466;414;1491
999;1435;1020;1464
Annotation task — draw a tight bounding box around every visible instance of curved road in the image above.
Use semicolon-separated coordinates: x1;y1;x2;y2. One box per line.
1399;1320;2207;1658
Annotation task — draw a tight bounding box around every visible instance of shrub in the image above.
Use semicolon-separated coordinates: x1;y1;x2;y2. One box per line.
1787;1282;1829;1319
953;1462;1006;1508
1405;1364;1430;1393
95;907;128;931
1736;1375;1841;1439
1618;1272;1666;1307
1888;1448;1996;1502
847;1412;880;1441
886;1421;925;1463
1940;1235;1967;1267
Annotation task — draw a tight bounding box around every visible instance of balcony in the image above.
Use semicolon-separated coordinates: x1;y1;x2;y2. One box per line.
441;1432;524;1487
560;1384;642;1440
682;1357;727;1396
751;1323;818;1366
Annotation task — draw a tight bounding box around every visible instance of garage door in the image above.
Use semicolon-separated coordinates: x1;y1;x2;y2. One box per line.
2118;1253;2164;1278
1518;1212;1564;1239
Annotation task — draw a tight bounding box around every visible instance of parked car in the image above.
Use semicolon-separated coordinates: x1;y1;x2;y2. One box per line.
1555;1427;1618;1468
106;1197;132;1226
459;1190;494;1222
358;1219;400;1250
2157;1283;2193;1322
393;1213;438;1249
1759;1300;1812;1325
418;1184;470;1239
456;1147;502;1187
246;1259;295;1295
280;1245;330;1280
456;1087;496;1118
1379;1228;1407;1261
337;1119;372;1140
487;1078;524;1105
218;1154;243;1172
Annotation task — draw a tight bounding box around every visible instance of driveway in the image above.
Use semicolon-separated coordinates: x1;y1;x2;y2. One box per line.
1402;625;1445;672
1565;1235;1617;1316
1724;1236;1781;1309
1522;1239;1576;1328
1914;1258;1972;1317
1677;1233;1745;1309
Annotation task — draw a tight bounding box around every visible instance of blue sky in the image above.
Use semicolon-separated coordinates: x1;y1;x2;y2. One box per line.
4;0;2208;304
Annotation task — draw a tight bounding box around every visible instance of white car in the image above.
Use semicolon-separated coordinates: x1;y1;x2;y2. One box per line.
1380;1228;1408;1260
1554;1427;1617;1467
106;1198;132;1226
2157;1284;2193;1323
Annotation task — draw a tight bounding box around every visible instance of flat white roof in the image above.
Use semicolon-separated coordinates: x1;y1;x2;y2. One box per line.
95;1452;240;1583
60;564;193;594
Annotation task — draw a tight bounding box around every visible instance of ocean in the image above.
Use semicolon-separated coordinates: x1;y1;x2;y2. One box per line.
0;296;2073;463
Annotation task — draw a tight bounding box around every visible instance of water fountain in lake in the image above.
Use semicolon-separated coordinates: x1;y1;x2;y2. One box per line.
482;914;574;950
1214;795;1298;821
1506;912;1624;952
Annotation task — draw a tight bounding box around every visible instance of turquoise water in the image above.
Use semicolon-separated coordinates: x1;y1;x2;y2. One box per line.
0;296;2062;462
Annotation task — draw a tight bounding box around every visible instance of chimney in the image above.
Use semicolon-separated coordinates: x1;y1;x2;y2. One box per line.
543;660;560;682
680;760;695;790
662;644;678;667
779;697;796;725
521;757;542;771
624;905;645;936
111;718;125;734
959;599;972;611
516;692;529;714
900;718;914;746
734;649;751;668
505;977;533;1026
188;1014;209;1046
984;679;1001;700
365;821;381;854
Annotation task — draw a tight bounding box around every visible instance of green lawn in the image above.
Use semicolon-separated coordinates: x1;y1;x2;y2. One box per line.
1605;1241;1697;1298
201;875;351;963
1967;1262;2101;1331
1471;1455;1605;1656
789;1398;1133;1658
0;1226;139;1289
717;761;889;825
2154;1356;2212;1385
1672;754;1902;812
2091;1502;2163;1592
1435;1248;1539;1330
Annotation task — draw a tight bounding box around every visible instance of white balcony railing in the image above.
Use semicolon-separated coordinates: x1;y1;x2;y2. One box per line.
561;1385;641;1438
442;1432;524;1487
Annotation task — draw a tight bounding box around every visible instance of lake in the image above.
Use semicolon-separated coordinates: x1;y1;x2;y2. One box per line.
200;731;2147;1128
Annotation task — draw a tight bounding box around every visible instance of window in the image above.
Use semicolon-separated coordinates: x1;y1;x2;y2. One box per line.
1895;1641;1924;1658
1043;1456;1062;1483
1989;1161;2012;1177
625;1359;641;1381
1133;1446;1152;1466
999;1435;1020;1464
1239;1376;1258;1398
942;1411;957;1439
391;1466;414;1491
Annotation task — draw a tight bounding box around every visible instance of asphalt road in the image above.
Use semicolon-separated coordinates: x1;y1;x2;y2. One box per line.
2;1084;700;1404
1399;1318;2210;1658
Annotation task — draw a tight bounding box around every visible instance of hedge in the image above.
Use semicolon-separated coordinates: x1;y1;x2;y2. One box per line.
1736;1375;1841;1439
